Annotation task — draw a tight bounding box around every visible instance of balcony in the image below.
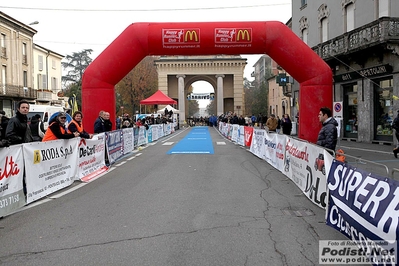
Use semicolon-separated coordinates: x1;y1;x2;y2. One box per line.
0;83;37;99
36;90;54;101
312;17;399;61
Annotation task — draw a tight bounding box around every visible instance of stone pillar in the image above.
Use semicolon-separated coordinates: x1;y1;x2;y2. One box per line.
176;74;186;124
216;74;225;116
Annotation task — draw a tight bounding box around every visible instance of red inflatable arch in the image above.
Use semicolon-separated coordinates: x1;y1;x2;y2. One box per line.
82;21;332;143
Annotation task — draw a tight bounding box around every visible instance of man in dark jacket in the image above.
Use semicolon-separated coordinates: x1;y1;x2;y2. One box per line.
316;107;338;152
94;110;112;133
392;110;399;158
5;100;33;145
0;110;10;140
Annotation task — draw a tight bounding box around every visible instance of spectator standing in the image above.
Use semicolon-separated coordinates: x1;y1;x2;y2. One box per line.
392;110;399;158
316;107;338;152
276;116;281;133
281;114;292;135
68;111;93;139
94;111;113;133
29;115;45;141
251;114;256;127
244;115;251;126
122;113;132;128
261;114;268;129
238;115;245;126
0;110;10;140
266;114;278;132
42;112;80;141
35;114;46;136
257;113;262;128
103;112;112;132
5;100;33;145
94;110;105;133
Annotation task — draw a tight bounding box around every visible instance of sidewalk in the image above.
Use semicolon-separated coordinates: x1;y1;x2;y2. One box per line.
335;139;398;179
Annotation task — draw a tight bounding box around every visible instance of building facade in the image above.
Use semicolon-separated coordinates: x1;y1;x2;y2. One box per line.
252;55;294;130
33;44;64;105
292;0;399;144
0;11;64;116
0;12;37;117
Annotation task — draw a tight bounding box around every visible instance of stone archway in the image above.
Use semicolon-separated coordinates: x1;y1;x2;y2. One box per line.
155;55;246;123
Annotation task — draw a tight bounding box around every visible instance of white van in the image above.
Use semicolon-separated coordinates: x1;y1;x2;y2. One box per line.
27;105;65;130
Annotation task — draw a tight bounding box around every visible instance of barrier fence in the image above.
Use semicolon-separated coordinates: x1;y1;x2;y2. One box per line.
218;122;398;264
0;123;175;217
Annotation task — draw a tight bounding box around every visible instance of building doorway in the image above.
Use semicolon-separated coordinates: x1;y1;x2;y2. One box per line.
374;77;394;142
343;83;358;139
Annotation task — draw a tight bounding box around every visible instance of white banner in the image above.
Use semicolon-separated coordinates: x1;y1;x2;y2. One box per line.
122;128;134;155
237;125;245;146
249;129;266;159
231;124;239;142
78;138;108;182
23;139;79;204
137;127;147;146
0;145;26;217
262;133;287;171
283;137;329;209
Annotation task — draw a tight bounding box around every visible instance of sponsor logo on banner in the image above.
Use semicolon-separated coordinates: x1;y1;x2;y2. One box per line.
283;137;328;208
184;30;198;42
0;146;26;217
326;161;399;261
78;138;104;158
34;145;74;163
24;140;79;204
214;28;252;43
244;127;253;147
162;29;200;48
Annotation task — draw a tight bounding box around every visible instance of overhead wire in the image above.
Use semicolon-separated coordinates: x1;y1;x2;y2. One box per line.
0;3;291;12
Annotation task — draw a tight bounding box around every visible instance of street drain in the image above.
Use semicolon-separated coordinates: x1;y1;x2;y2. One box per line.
281;208;315;217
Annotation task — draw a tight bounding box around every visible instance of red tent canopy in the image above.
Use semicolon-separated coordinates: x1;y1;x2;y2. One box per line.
140;90;177;105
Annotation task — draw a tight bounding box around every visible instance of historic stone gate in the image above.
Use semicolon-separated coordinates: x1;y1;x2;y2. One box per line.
154;55;247;123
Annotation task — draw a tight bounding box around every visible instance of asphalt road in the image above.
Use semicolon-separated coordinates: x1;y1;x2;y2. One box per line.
0;127;348;266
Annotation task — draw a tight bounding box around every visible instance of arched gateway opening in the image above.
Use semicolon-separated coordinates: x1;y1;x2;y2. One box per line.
82;21;332;143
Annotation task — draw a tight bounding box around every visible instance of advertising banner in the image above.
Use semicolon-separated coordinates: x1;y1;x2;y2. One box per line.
249;129;266;159
0;145;26;217
137;127;147;146
283;137;328;209
244;126;253;147
326;161;398;264
262;133;286;172
237;125;245;146
231;124;239;142
106;130;123;164
122;128;134;155
23;139;79;204
78;138;108;182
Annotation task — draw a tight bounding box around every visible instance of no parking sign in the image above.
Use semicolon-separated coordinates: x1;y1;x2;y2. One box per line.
333;102;342;138
333;102;342;118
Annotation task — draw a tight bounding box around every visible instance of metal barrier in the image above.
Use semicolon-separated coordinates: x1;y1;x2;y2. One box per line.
391;168;399;179
335;149;391;178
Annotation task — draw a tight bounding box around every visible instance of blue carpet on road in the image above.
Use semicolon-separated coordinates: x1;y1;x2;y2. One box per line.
167;127;214;154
